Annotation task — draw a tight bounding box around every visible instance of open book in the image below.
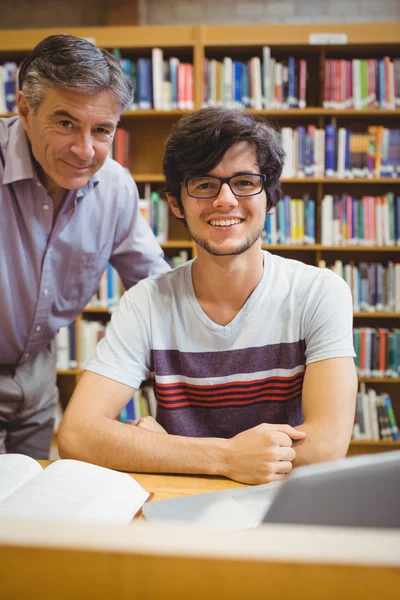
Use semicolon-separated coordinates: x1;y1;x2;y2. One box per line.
0;454;150;525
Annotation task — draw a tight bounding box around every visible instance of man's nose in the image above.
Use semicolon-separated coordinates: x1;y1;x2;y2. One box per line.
70;133;95;162
213;182;239;208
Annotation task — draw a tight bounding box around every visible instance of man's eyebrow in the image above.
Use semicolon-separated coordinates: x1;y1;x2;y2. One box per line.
51;109;80;122
51;110;117;129
232;170;261;176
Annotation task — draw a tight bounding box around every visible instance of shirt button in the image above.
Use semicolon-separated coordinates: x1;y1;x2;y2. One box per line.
24;352;29;358
36;326;41;332
44;288;49;296
36;182;41;187
43;204;49;210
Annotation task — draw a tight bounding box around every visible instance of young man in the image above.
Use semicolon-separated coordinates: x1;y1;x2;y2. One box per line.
59;108;357;484
0;34;169;459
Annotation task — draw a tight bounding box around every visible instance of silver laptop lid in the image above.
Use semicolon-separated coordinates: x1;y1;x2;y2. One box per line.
263;450;400;528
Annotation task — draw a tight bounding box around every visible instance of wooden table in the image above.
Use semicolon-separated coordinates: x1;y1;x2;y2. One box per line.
3;462;398;600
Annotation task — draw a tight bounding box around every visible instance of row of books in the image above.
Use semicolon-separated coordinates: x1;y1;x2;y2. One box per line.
323;58;400;111
0;62;17;112
353;385;399;441
118;385;157;422
281;126;400;179
203;53;307;110
86;264;123;310
353;328;400;378
326;260;400;314
139;187;169;244
2;54;400;115
263;195;315;246
55;321;107;370
113;49;194;111
321;193;400;247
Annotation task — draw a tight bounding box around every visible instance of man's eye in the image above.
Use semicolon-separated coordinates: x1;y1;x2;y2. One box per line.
59;120;73;128
95;127;110;135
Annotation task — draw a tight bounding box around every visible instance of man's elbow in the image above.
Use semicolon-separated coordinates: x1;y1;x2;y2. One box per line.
57;418;85;460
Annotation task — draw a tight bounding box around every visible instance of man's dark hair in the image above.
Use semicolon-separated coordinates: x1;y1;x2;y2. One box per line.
18;34;133;114
163;107;285;214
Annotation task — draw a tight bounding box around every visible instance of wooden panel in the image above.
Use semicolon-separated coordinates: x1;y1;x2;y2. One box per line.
106;0;141;26
2;545;398;600
0;26;196;52
203;23;400;47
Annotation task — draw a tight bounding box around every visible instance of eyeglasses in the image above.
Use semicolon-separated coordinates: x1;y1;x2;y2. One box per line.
181;174;267;199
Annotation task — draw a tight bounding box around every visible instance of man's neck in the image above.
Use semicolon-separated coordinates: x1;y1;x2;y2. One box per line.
191;244;264;326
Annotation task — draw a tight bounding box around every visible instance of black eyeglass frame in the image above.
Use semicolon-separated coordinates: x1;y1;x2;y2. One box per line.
181;173;267;199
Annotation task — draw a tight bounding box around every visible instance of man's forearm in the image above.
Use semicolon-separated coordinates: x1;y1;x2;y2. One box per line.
293;422;350;467
58;415;228;476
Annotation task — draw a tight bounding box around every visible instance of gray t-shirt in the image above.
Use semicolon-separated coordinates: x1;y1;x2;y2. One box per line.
86;251;355;438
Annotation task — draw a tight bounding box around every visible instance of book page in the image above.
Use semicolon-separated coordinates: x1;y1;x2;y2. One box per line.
0;454;43;503
0;459;149;525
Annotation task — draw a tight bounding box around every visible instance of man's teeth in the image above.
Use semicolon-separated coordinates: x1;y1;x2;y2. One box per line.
209;218;242;227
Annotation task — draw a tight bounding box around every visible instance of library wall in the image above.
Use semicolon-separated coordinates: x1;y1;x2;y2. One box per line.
1;0;399;29
144;0;400;25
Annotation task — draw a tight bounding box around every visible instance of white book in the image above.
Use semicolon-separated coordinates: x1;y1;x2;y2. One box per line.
223;57;233;108
361;390;372;439
152;48;164;111
281;128;294;179
0;66;6;113
352;59;362;110
321;195;333;246
262;46;271;108
314;129;325;178
367;390;380;441
55;327;70;371
251;57;262;110
0;454;149;524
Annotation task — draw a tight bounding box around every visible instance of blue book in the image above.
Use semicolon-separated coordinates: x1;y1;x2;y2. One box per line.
107;263;114;308
325;125;336;177
264;213;272;244
4;63;17;112
395;196;400;244
284;195;291;243
378;59;386;109
233;61;242;107
278;200;286;244
287;56;297;108
308;199;315;244
242;63;250;108
344;129;351;175
118;397;136;423
296;127;306;175
137;58;152;109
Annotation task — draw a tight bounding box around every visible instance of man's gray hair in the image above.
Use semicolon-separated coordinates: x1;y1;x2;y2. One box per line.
18;34;133;114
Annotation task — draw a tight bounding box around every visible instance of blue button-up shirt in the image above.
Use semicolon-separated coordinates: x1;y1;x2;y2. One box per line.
0;117;170;364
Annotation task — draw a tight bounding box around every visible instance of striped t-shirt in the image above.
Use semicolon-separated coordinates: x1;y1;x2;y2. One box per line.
86;251;355;438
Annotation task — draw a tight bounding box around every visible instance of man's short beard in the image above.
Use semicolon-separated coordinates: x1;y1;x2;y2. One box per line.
189;226;264;256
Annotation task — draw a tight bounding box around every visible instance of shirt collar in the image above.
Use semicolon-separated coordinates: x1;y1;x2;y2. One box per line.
3;117;101;197
3;117;38;185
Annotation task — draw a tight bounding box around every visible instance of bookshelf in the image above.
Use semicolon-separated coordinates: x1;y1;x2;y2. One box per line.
2;22;400;452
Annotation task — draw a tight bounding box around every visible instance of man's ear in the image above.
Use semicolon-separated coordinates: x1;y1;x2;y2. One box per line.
166;192;185;220
17;91;31;132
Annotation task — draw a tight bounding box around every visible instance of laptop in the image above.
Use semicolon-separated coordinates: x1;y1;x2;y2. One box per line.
142;450;400;530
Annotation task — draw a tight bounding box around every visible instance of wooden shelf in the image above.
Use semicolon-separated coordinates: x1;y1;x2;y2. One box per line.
281;178;400;184
263;244;400;251
56;369;82;376
162;240;194;248
350;439;400;448
133;175;400;184
358;377;400;383
83;307;112;313
122;109;194;117
353;312;400;318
